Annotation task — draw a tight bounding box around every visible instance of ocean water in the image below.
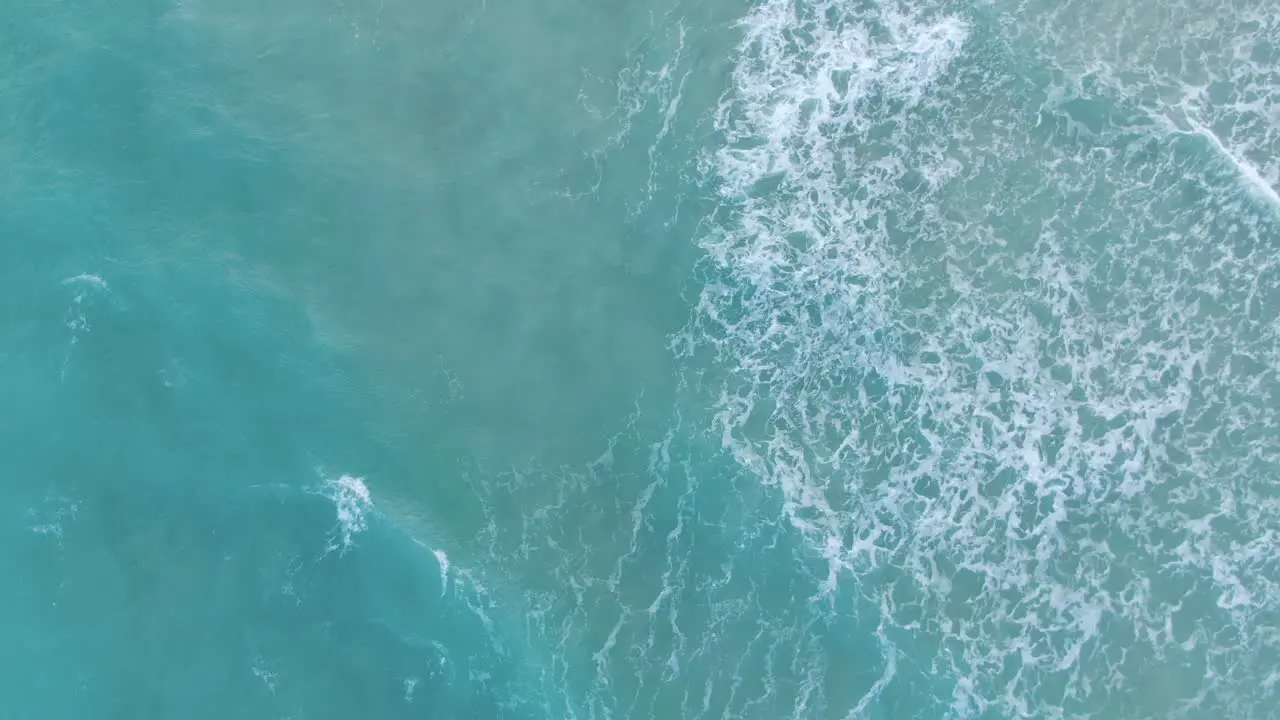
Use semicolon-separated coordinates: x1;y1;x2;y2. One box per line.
3;0;1279;718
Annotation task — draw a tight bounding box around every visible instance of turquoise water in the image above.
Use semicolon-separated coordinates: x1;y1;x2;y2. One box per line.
3;0;1279;718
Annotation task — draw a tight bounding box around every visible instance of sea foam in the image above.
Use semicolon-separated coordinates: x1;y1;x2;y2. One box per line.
692;0;1280;716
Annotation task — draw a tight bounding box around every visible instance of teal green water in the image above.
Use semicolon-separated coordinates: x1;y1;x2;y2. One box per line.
3;0;1280;718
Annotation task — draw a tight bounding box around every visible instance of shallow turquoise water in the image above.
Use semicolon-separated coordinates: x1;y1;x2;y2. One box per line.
4;0;1280;718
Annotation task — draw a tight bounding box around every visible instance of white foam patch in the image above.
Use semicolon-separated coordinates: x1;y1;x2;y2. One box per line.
692;0;1280;716
58;272;125;381
60;273;108;290
433;548;449;596
27;495;80;543
251;656;278;694
61;274;107;345
323;474;373;555
403;676;418;703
